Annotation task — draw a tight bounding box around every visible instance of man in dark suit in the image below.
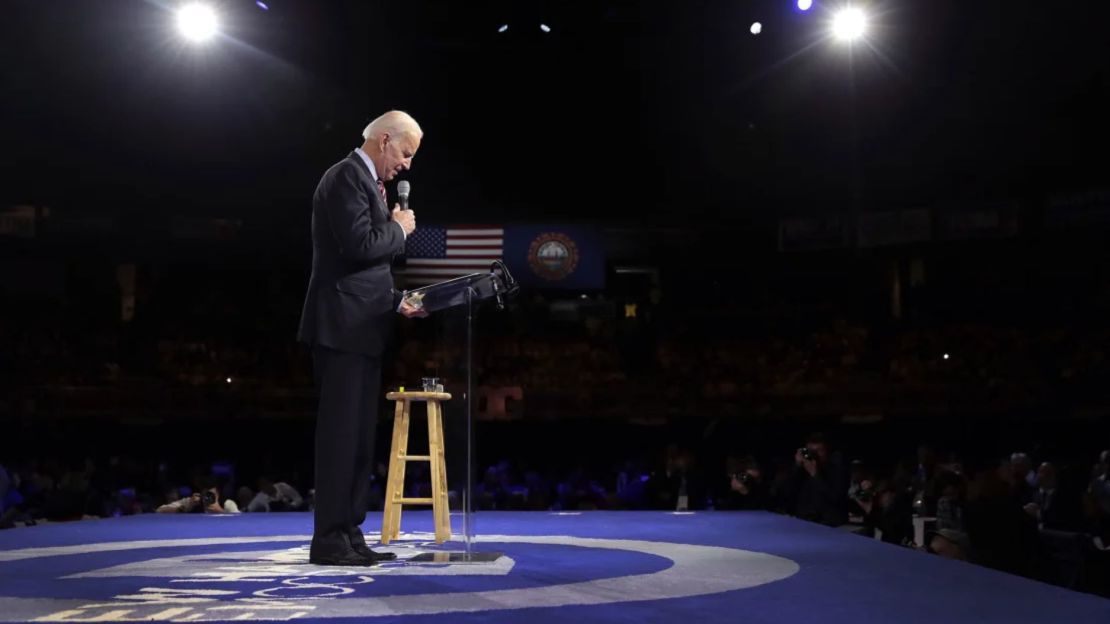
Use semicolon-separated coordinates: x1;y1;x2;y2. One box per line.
298;110;427;566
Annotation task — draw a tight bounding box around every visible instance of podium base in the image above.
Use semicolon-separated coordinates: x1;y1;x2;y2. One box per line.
408;551;504;564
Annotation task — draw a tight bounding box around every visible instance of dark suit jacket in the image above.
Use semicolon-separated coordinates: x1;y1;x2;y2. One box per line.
297;151;406;356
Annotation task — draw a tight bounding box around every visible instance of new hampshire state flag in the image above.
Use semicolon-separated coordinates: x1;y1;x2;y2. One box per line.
502;225;605;290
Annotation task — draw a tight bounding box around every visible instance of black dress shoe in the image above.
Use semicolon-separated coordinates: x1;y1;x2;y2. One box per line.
308;550;376;567
366;548;397;562
348;530;398;561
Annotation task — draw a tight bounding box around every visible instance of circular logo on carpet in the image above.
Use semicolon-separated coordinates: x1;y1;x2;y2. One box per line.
0;532;799;621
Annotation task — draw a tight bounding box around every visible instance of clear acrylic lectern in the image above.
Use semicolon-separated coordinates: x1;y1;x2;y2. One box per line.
401;263;517;563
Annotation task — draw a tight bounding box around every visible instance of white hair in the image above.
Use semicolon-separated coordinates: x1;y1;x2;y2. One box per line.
361;110;422;142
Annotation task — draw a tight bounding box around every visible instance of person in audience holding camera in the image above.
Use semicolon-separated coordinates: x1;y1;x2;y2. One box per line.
718;454;769;510
156;482;238;514
846;460;874;518
850;477;916;544
780;433;847;526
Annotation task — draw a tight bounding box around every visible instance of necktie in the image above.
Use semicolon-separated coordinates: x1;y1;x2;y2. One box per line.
376;179;387;206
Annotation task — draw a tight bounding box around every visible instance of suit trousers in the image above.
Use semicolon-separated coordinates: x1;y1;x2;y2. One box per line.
311;345;381;555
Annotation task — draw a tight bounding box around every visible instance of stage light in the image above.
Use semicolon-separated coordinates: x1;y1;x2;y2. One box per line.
832;7;867;42
177;3;219;43
226;377;233;383
798;0;813;11
498;24;509;33
750;22;763;35
942;354;950;361
540;23;551;33
255;1;269;10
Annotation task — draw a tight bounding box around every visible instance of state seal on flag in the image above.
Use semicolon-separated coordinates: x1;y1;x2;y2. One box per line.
527;232;579;281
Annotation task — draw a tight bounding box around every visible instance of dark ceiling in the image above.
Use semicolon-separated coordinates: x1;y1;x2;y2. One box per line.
3;0;1108;226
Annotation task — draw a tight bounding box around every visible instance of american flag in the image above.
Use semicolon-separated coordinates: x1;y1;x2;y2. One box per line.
397;226;503;287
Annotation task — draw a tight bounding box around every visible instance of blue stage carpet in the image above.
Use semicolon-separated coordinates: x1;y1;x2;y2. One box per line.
0;511;1106;622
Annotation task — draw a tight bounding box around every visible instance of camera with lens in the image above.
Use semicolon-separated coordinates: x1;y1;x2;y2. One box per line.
799;447;817;462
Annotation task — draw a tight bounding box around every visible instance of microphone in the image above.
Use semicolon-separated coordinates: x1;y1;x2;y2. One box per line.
397;180;411;211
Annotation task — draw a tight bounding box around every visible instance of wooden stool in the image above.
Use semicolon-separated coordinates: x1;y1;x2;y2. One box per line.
380;391;452;544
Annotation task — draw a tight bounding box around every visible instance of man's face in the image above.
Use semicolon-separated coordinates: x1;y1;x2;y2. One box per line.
378;132;420;182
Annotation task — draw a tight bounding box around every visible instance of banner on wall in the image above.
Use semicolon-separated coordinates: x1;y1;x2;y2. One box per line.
503;225;605;290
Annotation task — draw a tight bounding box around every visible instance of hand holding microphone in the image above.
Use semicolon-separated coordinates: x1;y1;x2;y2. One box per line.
392;206;415;236
391;180;416;236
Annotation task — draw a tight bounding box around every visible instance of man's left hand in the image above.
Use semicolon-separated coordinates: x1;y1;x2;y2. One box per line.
399;299;428;318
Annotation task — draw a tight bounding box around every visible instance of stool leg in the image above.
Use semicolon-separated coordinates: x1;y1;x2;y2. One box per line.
380;400;407;544
438;401;452;542
392;399;413;541
428;400;451;543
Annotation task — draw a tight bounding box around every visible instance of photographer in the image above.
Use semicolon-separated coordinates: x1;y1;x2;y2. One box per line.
780;433;847;526
854;478;915;544
846;460;874;519
156;480;238;514
717;455;769;510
